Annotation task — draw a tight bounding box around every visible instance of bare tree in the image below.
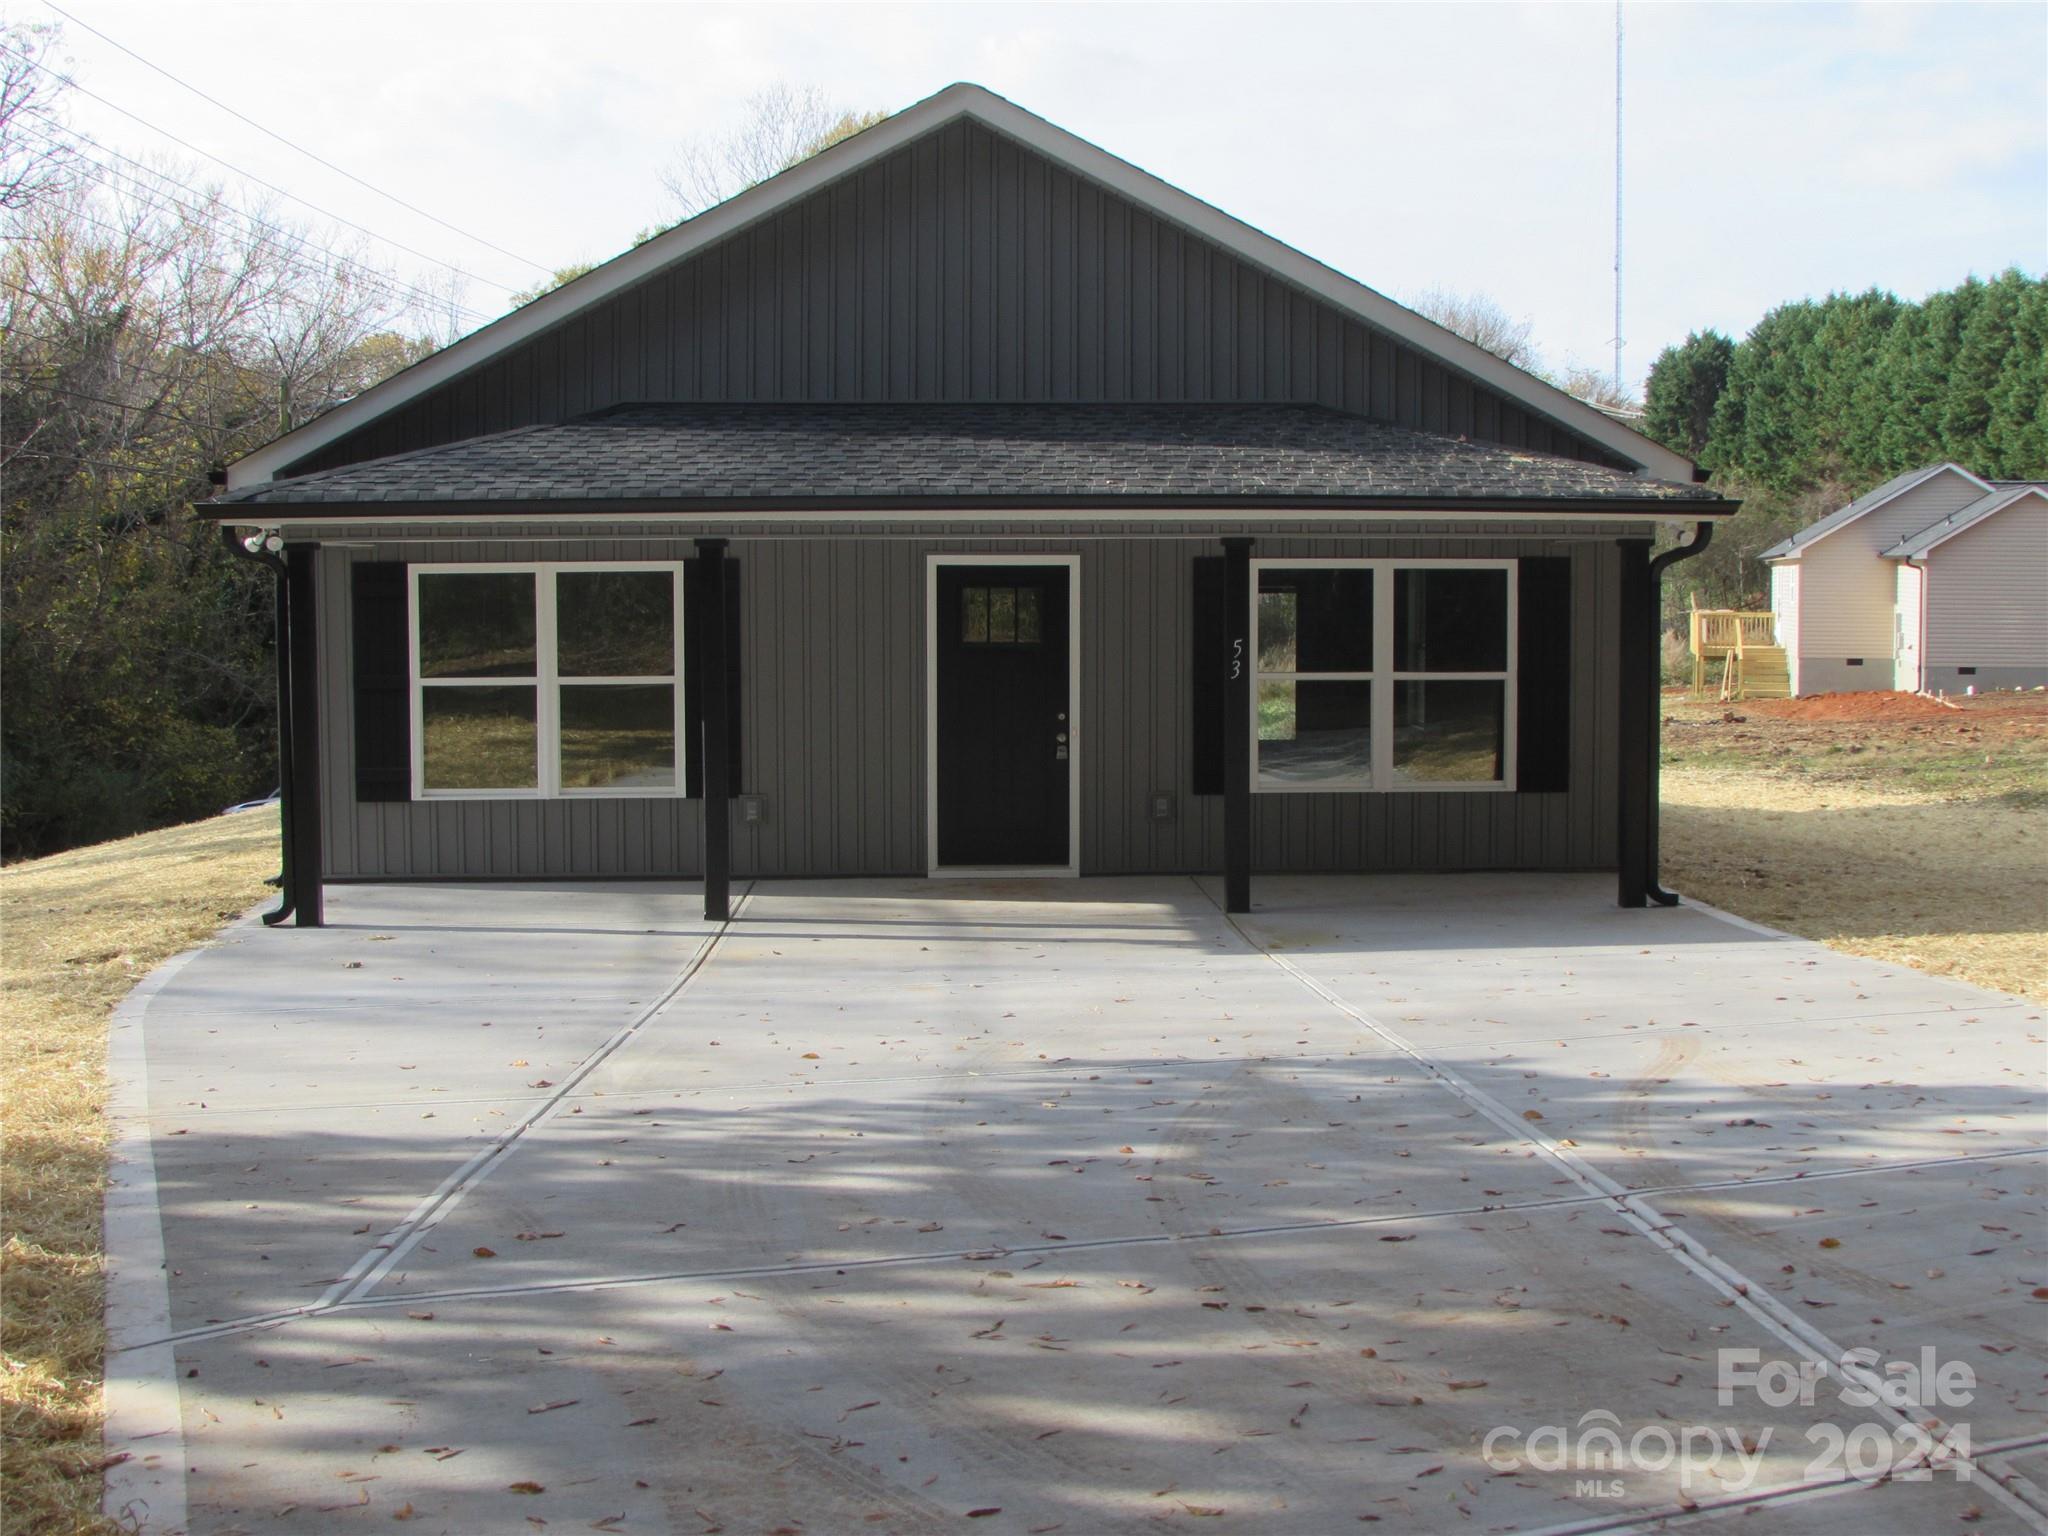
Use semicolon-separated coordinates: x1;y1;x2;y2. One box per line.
660;86;889;221
0;19;74;212
1558;363;1639;413
1408;287;1539;371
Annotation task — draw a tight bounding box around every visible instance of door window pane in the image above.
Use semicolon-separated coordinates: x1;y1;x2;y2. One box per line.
560;684;677;790
1392;680;1505;783
1258;568;1372;672
421;686;538;789
1016;586;1042;643
557;571;675;677
418;572;536;678
961;584;1044;645
1394;568;1508;672
1257;680;1372;784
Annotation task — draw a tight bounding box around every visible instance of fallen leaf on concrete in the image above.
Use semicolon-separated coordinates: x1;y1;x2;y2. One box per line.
473;1247;497;1258
508;1481;545;1494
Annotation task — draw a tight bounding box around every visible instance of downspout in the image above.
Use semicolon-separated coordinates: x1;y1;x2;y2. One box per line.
1644;520;1715;906
219;524;296;926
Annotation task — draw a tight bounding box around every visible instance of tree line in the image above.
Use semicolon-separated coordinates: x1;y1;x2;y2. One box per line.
1639;270;2046;611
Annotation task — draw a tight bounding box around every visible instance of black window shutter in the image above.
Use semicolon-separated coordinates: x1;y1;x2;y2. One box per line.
350;561;412;801
684;558;742;797
1516;555;1572;793
1191;555;1226;795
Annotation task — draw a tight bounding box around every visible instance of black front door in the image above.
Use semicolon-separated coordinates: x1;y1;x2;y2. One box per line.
935;564;1071;867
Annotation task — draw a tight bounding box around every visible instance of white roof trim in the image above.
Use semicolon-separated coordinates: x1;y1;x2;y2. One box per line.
227;83;1699;491
1761;462;1992;561
1884;485;2048;559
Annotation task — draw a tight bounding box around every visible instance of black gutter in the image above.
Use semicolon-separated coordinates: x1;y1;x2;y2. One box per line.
199;494;1744;520
219;525;296;926
1644;521;1716;907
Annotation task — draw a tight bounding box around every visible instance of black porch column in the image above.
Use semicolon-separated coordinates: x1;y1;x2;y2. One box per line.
696;539;732;923
284;543;324;927
1615;537;1653;908
1222;536;1254;914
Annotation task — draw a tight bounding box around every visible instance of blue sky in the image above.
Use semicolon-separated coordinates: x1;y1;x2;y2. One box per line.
31;1;2048;392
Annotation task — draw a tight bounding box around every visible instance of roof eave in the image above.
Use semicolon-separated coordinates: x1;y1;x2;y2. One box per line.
206;493;1741;522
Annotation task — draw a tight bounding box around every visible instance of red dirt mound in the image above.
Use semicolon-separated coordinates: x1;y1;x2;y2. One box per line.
1743;691;1957;722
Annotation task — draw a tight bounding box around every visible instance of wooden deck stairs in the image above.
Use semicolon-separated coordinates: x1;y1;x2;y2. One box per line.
1688;606;1791;700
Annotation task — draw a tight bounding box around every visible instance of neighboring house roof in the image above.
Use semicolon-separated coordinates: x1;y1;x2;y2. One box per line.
207;402;1732;516
223;82;1699;492
1883;483;2048;559
1761;462;1992;559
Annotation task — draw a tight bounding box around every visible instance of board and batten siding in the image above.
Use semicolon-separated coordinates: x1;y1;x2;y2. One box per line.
1921;494;2048;672
318;532;1627;880
286;117;1628;479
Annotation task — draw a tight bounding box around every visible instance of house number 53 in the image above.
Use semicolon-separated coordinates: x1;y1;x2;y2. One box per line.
1229;637;1243;680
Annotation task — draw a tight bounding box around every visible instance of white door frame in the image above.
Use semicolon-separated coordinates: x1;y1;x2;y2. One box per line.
925;553;1082;878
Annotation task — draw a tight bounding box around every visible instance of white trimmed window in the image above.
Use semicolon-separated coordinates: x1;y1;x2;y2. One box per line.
1252;559;1517;792
409;563;685;798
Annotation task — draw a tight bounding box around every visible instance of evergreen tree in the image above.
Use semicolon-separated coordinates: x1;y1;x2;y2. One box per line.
1641;330;1733;458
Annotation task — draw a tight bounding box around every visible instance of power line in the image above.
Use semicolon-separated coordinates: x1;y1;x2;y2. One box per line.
0;37;526;295
41;1;551;276
8;118;498;325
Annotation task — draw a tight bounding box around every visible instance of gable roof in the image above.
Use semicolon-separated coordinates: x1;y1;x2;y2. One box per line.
224;83;1699;492
1883;483;2048;559
209;402;1730;516
1761;462;1992;560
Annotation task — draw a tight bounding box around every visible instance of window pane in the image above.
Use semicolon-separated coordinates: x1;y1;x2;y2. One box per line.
989;586;1016;643
418;572;536;678
557;571;675;677
560;684;677;790
1257;679;1372;784
962;587;988;642
1258;568;1372;672
1016;586;1042;643
421;686;537;790
1393;680;1505;783
1394;567;1508;672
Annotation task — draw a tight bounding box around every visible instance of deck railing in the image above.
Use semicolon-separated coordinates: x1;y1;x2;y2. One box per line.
1689;609;1777;657
1687;608;1780;698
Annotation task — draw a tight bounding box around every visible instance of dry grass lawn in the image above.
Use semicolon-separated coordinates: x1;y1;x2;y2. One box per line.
1;808;278;1536
1662;692;2048;1001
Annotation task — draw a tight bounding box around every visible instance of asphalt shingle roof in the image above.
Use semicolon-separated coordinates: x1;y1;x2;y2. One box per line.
214;403;1725;512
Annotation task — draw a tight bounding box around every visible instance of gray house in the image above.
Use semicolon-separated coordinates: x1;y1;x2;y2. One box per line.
207;83;1736;925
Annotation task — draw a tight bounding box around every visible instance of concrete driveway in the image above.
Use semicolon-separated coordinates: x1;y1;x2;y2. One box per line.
105;876;2048;1534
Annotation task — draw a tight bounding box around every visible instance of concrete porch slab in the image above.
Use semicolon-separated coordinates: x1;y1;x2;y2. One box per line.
107;874;2048;1534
